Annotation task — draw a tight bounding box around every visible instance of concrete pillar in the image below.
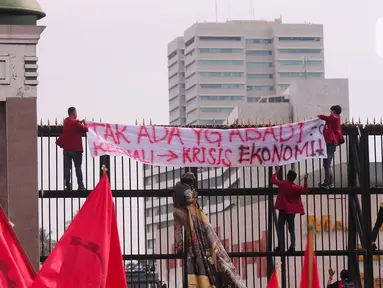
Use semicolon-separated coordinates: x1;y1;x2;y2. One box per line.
0;18;45;270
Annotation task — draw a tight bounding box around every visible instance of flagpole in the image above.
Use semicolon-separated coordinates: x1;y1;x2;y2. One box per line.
275;262;281;288
308;228;314;288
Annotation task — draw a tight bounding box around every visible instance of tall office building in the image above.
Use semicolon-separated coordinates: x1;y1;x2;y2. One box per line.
168;18;324;125
145;19;325;253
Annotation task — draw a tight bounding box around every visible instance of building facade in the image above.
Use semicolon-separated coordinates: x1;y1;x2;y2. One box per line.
168;19;324;126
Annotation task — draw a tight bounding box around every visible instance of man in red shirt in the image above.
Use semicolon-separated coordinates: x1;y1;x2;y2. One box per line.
272;166;308;251
56;107;88;191
318;105;344;190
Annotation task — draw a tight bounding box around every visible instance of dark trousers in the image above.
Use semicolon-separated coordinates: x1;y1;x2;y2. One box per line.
63;150;84;188
277;210;296;250
372;207;383;242
323;142;336;185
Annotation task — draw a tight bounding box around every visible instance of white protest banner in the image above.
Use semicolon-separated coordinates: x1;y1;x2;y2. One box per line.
86;119;327;167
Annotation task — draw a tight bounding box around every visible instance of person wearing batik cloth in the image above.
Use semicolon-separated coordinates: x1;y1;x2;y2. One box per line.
172;172;197;254
372;201;383;250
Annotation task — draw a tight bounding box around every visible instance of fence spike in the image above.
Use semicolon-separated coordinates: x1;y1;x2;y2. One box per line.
373;117;376;125
351;117;354;125
135;119;138;125
150;118;152;125
248;118;251;127
366;117;369;125
92;117;94;122
255;119;258;126
100;118;102;123
40;118;42;126
381;117;382;125
261;120;265;127
142;119;145;125
358;117;361;125
275;119;279;125
47;119;50;127
344;117;348;124
55;118;58;126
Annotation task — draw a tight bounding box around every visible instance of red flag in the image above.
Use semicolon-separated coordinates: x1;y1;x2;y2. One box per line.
300;229;320;288
0;206;36;288
267;264;280;288
31;172;127;288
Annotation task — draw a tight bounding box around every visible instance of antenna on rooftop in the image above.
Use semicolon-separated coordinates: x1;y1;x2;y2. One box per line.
228;0;231;20
215;0;218;22
250;0;254;19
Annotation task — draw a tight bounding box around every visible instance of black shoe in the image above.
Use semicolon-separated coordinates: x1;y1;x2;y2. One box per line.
78;184;86;191
64;186;72;192
372;242;377;251
288;246;295;252
318;182;330;190
274;246;281;252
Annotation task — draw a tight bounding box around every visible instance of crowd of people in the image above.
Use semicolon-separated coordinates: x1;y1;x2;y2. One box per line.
56;104;382;287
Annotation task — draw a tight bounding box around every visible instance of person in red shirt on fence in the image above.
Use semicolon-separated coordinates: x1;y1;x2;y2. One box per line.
272;166;308;252
56;107;88;191
318;105;344;190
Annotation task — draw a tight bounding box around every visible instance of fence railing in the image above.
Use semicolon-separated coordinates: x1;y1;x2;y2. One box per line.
38;123;383;288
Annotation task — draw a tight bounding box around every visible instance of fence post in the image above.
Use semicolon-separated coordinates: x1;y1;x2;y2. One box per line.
347;130;362;287
267;167;275;280
100;155;110;179
183;229;188;288
359;127;374;287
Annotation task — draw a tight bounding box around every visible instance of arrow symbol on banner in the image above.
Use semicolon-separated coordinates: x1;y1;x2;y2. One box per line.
157;150;178;162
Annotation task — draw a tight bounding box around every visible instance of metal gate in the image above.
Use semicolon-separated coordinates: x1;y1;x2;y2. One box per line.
38;122;383;287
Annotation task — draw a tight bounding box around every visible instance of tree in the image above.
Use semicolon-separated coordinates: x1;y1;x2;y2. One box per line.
39;228;56;256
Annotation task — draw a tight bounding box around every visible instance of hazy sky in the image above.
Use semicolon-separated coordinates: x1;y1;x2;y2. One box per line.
35;0;383;125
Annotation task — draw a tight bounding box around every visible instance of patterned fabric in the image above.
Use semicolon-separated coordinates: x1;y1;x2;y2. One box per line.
186;202;247;288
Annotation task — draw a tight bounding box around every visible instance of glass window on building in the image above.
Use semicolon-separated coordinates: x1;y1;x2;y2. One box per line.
246;50;272;55
278;60;322;65
200;84;244;89
279;72;323;78
268;96;285;103
199;48;242;53
245;39;272;44
200;96;245;101
199;36;242;41
199;72;243;77
278;84;290;89
247;74;273;79
185;37;195;47
246;85;273;91
199;60;243;65
278;37;320;42
247;97;261;103
247;62;273;67
199;119;225;125
200;107;234;113
168;50;177;60
278;49;322;54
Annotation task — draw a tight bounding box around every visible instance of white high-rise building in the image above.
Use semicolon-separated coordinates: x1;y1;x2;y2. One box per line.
145;19;326;253
168;19;324;126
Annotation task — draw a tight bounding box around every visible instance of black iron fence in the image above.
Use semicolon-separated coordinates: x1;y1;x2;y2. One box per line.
38;123;383;288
